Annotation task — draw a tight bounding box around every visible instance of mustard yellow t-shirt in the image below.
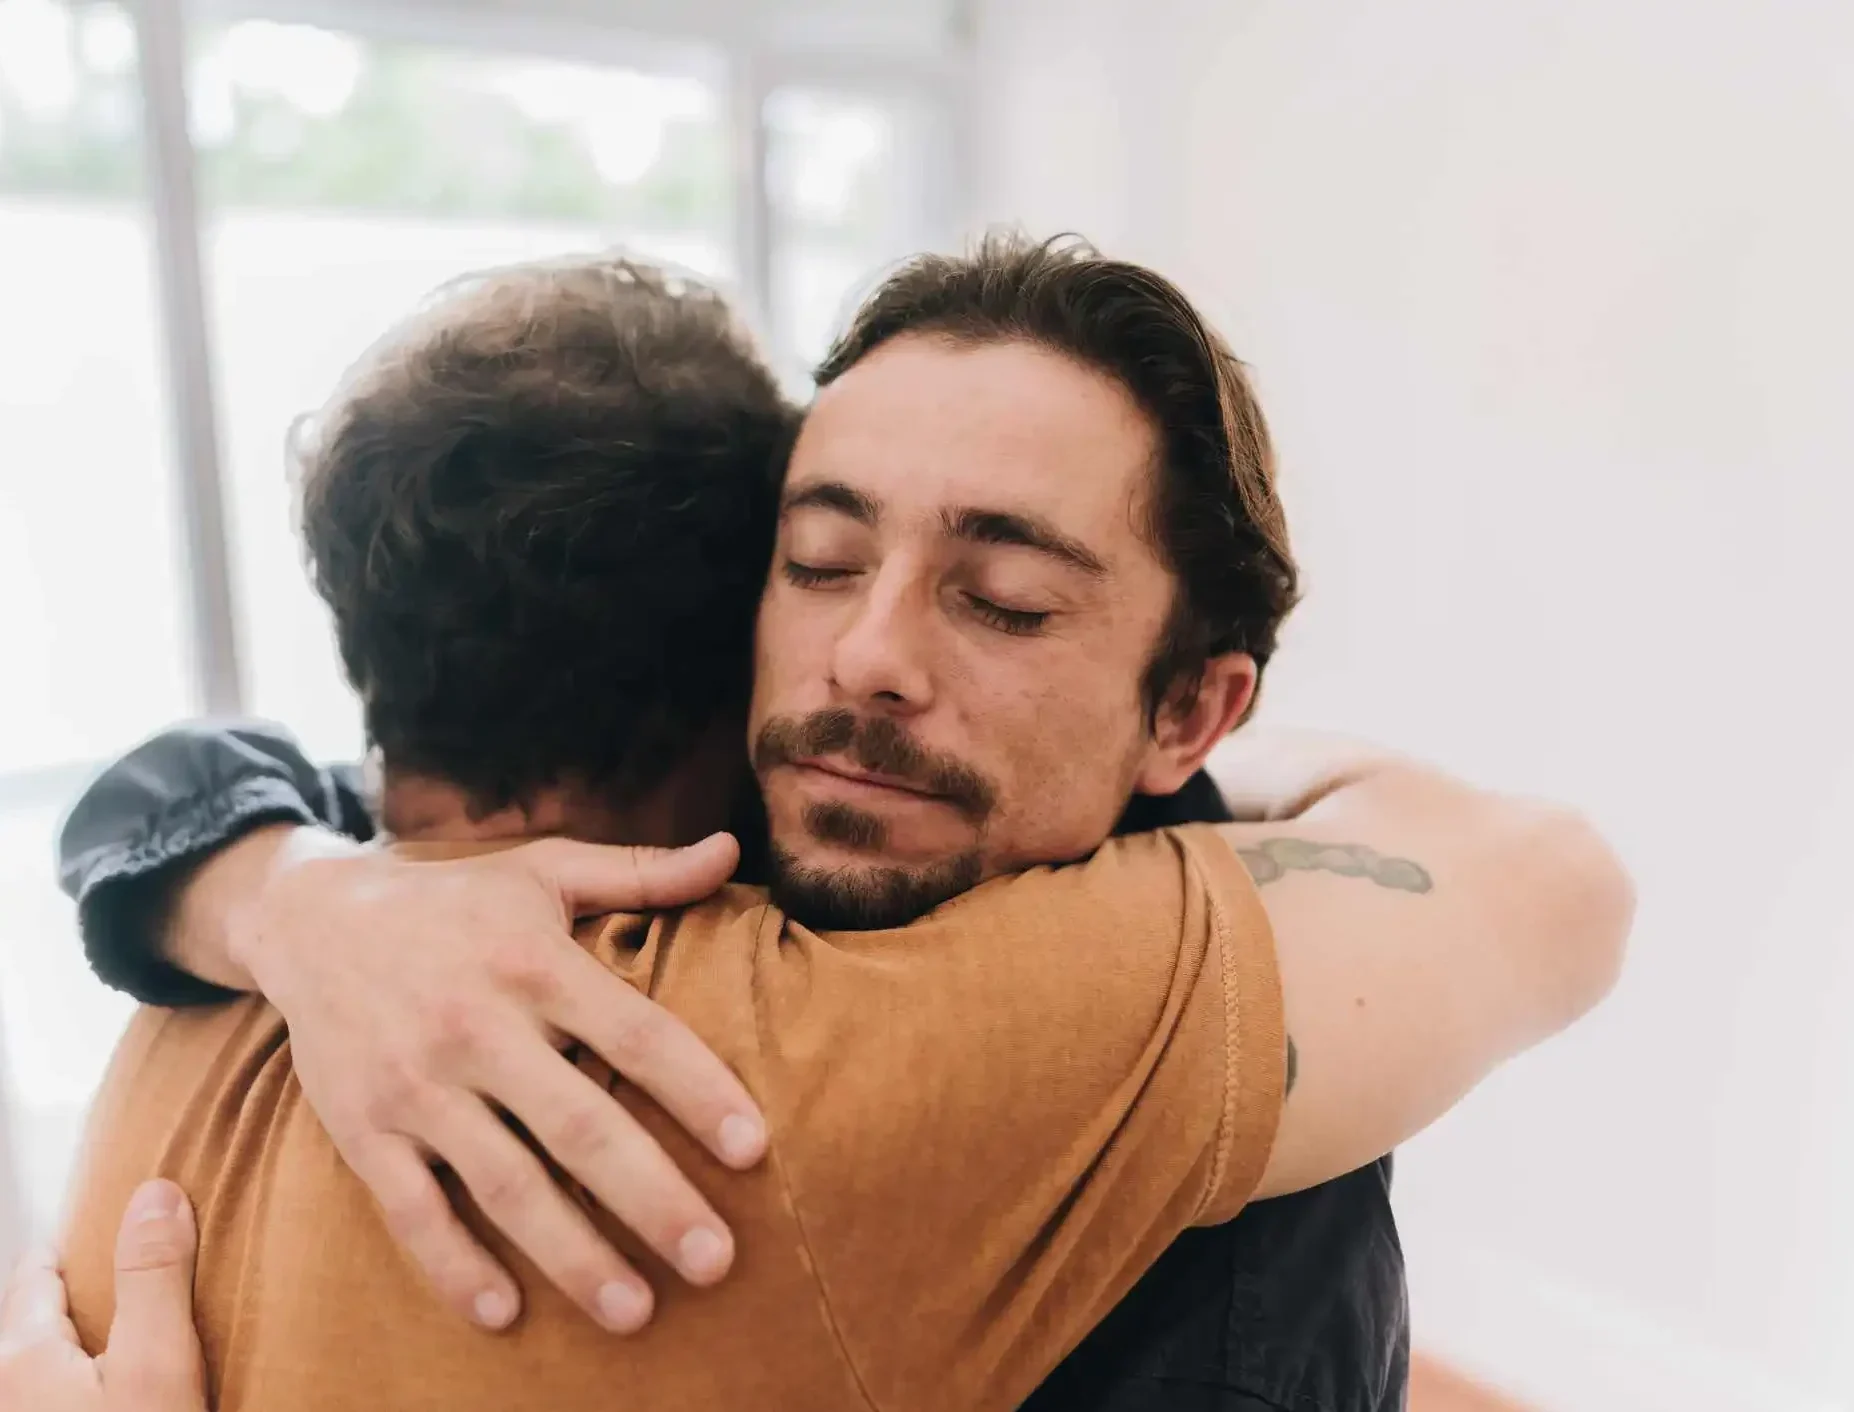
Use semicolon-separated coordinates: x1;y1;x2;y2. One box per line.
62;825;1283;1412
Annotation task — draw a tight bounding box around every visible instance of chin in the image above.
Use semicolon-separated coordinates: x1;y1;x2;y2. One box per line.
767;844;985;932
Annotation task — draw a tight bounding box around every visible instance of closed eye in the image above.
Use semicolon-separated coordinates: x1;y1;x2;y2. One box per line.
964;593;1050;636
782;560;856;588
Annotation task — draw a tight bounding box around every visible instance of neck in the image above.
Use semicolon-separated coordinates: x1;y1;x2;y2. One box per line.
378;732;747;850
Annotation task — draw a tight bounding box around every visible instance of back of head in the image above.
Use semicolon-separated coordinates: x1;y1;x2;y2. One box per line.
296;255;797;816
816;231;1299;723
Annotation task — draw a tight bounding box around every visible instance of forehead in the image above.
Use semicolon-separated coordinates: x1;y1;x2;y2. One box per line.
791;334;1159;553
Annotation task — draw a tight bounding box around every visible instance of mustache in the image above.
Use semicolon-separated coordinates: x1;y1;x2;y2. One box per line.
753;708;997;823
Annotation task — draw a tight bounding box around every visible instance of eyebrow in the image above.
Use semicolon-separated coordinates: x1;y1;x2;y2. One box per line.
943;507;1108;577
782;479;1108;578
782;480;879;524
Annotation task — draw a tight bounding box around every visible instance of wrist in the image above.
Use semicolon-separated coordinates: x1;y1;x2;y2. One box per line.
1209;728;1408;822
191;825;362;992
1265;764;1375;821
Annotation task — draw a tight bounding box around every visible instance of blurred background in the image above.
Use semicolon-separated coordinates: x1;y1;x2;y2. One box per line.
1;0;1850;1408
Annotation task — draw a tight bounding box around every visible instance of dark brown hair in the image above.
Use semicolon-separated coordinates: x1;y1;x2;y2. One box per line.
816;231;1299;722
295;255;798;813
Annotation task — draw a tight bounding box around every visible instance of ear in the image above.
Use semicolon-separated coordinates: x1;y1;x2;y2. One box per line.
1132;652;1258;797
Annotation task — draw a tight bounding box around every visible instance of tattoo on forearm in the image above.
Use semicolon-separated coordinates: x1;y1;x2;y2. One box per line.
1285;1035;1298;1097
1238;838;1433;893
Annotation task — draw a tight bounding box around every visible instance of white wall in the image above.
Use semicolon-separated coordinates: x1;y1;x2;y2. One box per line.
0;1005;20;1273
974;1;1854;1408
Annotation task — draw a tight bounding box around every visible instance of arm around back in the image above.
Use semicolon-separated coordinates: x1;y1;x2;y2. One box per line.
1216;752;1633;1200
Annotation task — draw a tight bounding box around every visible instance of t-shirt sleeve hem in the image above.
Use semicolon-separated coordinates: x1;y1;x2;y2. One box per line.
1178;824;1287;1226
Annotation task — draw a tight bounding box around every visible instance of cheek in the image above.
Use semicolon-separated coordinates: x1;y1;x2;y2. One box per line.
974;673;1150;856
753;588;824;709
755;584;797;661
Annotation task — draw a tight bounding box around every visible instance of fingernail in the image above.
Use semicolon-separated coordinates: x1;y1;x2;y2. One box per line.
129;1180;180;1224
473;1289;515;1330
717;1114;765;1166
677;1227;730;1283
596;1280;651;1333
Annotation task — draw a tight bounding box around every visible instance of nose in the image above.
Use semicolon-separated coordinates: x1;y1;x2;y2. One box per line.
828;570;934;715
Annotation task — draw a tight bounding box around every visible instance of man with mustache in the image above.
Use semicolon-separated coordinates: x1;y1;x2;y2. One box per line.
753;708;1000;921
47;241;1629;1410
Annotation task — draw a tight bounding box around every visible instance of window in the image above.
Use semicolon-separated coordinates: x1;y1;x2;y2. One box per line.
0;0;166;1241
0;0;964;1244
766;85;945;370
0;0;192;770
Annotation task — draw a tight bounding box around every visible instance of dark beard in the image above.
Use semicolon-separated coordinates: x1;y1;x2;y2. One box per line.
768;843;984;930
753;706;999;928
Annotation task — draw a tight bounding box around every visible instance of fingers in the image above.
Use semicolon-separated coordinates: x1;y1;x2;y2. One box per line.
543;958;766;1172
525;834;739;918
0;1246;76;1350
345;1136;522;1332
101;1180;206;1410
510;839;768;1171
417;1090;657;1335
476;1025;735;1289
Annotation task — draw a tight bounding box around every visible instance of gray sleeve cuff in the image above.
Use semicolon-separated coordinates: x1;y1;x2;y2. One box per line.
73;777;321;1006
55;720;365;1006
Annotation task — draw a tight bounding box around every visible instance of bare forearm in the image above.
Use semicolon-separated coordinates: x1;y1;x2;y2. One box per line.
164;824;363;990
1218;734;1634;1003
1228;765;1632;1197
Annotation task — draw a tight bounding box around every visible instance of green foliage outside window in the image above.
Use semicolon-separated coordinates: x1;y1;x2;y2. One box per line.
0;10;730;232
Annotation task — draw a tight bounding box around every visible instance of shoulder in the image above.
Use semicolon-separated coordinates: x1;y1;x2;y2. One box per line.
925;825;1262;963
112;995;288;1081
579;883;777;974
